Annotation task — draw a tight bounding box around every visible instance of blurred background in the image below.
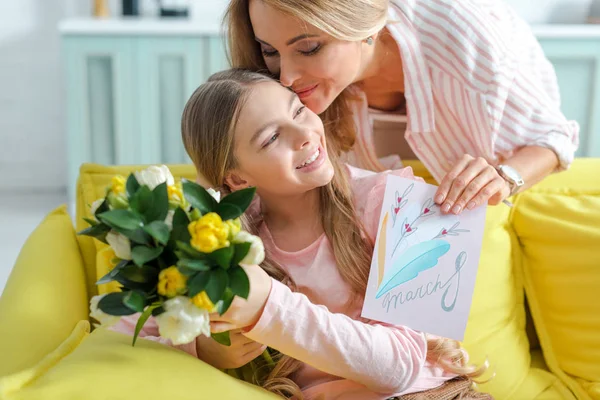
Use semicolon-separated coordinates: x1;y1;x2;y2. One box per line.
1;0;599;294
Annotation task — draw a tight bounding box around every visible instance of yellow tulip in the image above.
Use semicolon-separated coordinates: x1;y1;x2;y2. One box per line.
192;291;216;312
188;212;230;253
158;266;188;298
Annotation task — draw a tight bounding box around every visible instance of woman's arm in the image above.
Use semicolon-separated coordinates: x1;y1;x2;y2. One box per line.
412;0;579;211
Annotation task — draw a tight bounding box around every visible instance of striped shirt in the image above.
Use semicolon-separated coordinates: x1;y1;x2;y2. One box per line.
343;0;580;183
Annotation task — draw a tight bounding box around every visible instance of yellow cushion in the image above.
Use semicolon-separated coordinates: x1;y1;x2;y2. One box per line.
0;206;89;377
0;320;90;397
403;160;530;399
1;324;278;400
513;159;600;400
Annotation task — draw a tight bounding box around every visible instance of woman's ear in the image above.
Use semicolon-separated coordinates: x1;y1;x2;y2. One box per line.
224;171;251;192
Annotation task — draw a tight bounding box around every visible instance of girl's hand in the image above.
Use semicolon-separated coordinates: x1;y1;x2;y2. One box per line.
195;329;267;369
435;155;511;214
210;264;272;333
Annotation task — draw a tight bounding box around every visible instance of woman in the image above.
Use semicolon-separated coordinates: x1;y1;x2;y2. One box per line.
224;0;579;214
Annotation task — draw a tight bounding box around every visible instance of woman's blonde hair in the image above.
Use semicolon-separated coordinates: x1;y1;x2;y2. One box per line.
224;0;389;154
181;69;487;398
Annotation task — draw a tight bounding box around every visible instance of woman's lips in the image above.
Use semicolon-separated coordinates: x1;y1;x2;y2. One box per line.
295;84;318;99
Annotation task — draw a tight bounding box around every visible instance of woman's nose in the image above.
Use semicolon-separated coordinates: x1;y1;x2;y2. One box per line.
278;57;302;88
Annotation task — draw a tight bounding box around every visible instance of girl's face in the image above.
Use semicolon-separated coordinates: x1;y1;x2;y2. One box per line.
227;81;334;197
248;0;365;115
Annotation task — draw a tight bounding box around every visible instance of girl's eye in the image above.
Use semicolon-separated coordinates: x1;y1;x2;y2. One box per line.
294;106;306;118
263;132;280;148
299;43;321;56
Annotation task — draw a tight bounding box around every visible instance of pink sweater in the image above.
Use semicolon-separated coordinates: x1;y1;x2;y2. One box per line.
111;166;456;399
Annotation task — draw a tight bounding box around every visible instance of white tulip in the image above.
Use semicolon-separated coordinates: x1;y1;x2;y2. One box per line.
164;209;175;230
134;165;175;190
90;198;105;218
106;231;132;260
155;296;211;345
89;294;121;328
207;188;221;203
233;231;265;265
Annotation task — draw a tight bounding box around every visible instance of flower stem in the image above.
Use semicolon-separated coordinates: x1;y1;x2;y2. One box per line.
261;348;275;367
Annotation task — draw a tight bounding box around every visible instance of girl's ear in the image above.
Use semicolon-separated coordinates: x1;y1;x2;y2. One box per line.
224;171;251;192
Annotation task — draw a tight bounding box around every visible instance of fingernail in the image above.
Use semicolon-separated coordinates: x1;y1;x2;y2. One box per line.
452;205;462;214
467;201;476;210
442;203;451;213
435;194;445;204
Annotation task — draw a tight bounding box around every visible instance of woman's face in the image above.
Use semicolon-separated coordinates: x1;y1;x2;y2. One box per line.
248;0;366;115
228;80;334;198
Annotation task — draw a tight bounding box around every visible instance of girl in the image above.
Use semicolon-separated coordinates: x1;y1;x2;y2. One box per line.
112;69;490;399
224;0;579;215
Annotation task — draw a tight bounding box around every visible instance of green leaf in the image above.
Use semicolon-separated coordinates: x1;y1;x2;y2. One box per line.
113;227;152;246
118;264;159;284
208;246;234;270
177;258;211;272
143;221;170;245
98;210;143;231
126;174;141;198
231;242;251;266
173;207;190;227
221;187;256;213
216;288;235;315
170;208;191;243
131;246;164;267
188;271;211;297
94;199;109;218
175;241;204;259
97;260;129;285
211;331;231;346
78;223;110;244
83;217;99;227
132;303;160;346
177;265;200;277
183;180;218;215
129;186;153;218
97;292;137;316
205;268;228;303
228;266;250;299
146;182;169;222
123;291;146;313
216;203;243;221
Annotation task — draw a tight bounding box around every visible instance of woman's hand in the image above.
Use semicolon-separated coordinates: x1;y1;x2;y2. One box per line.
435;155;511;214
195;329;267;369
210;264;272;333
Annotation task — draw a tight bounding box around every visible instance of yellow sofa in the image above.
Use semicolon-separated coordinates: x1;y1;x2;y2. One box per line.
0;161;598;400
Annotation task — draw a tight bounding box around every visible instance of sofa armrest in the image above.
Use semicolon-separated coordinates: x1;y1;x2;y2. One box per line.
0;205;89;377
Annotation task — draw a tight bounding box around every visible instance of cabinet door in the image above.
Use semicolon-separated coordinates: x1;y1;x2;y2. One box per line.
137;35;228;165
538;38;600;157
63;36;137;204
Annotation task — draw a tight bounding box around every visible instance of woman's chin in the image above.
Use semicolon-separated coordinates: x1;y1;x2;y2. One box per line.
304;95;333;116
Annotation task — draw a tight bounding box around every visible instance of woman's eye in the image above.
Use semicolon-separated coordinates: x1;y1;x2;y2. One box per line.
262;47;278;57
299;43;321;56
294;106;306;118
263;132;280;148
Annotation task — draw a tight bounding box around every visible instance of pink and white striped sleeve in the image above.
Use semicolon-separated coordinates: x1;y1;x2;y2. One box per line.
414;0;579;170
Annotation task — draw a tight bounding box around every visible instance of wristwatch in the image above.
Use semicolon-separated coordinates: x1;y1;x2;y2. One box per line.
496;164;525;196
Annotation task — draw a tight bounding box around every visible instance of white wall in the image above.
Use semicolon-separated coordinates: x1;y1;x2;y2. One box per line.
0;1;72;192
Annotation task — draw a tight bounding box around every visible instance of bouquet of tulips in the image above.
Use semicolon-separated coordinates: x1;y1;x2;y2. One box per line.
79;165;274;382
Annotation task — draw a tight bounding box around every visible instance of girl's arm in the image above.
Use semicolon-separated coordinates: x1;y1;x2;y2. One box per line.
244;280;427;394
